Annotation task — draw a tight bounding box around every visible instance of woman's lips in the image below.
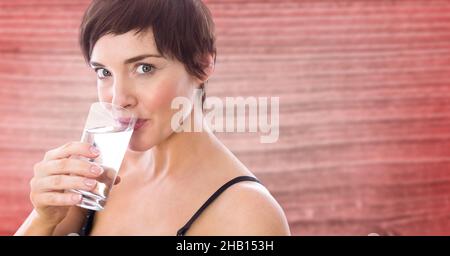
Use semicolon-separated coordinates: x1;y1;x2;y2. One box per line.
117;118;148;130
133;119;148;130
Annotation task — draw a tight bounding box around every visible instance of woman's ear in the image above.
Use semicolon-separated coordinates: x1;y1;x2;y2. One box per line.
203;54;215;79
195;54;215;85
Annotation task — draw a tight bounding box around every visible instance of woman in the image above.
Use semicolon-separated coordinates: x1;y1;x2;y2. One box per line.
15;0;290;236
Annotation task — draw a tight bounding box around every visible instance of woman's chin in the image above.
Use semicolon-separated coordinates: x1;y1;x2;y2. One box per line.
127;125;173;152
128;136;155;152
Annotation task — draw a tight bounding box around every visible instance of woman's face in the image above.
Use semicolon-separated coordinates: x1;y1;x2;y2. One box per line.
90;30;199;151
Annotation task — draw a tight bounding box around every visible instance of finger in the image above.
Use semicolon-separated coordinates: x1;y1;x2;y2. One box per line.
34;192;82;206
44;142;100;161
35;159;104;178
114;175;121;185
34;175;98;192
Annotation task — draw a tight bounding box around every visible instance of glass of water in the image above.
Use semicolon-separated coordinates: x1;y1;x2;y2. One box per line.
71;102;136;211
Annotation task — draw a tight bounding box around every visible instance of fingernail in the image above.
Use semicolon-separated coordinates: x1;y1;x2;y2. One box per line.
72;194;82;202
84;179;97;187
90;146;100;155
90;165;103;175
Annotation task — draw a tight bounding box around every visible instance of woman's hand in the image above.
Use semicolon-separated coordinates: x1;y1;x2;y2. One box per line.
29;142;105;227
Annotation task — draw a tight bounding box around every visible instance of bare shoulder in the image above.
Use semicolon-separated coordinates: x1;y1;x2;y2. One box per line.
188;178;291;236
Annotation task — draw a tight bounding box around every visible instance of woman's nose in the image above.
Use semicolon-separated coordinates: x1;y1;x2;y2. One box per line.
111;78;136;108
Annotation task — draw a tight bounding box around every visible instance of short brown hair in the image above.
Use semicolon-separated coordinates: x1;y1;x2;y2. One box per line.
79;0;216;101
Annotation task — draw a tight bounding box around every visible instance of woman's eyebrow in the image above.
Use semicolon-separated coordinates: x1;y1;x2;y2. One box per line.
89;54;163;68
124;54;163;64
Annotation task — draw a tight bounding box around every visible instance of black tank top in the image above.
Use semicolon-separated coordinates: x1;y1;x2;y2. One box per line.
79;175;261;236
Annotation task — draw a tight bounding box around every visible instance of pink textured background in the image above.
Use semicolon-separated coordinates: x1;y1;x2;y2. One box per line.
2;0;450;235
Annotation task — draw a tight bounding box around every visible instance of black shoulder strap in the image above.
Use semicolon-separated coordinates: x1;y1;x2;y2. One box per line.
176;175;261;236
80;209;96;236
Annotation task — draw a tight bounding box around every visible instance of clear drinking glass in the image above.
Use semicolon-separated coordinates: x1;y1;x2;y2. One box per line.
70;102;136;211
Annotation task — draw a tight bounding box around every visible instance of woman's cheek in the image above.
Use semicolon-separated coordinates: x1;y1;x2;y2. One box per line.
97;85;111;102
144;81;179;111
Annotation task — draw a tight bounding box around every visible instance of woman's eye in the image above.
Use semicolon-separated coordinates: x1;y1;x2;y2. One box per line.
95;68;111;79
136;64;154;74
